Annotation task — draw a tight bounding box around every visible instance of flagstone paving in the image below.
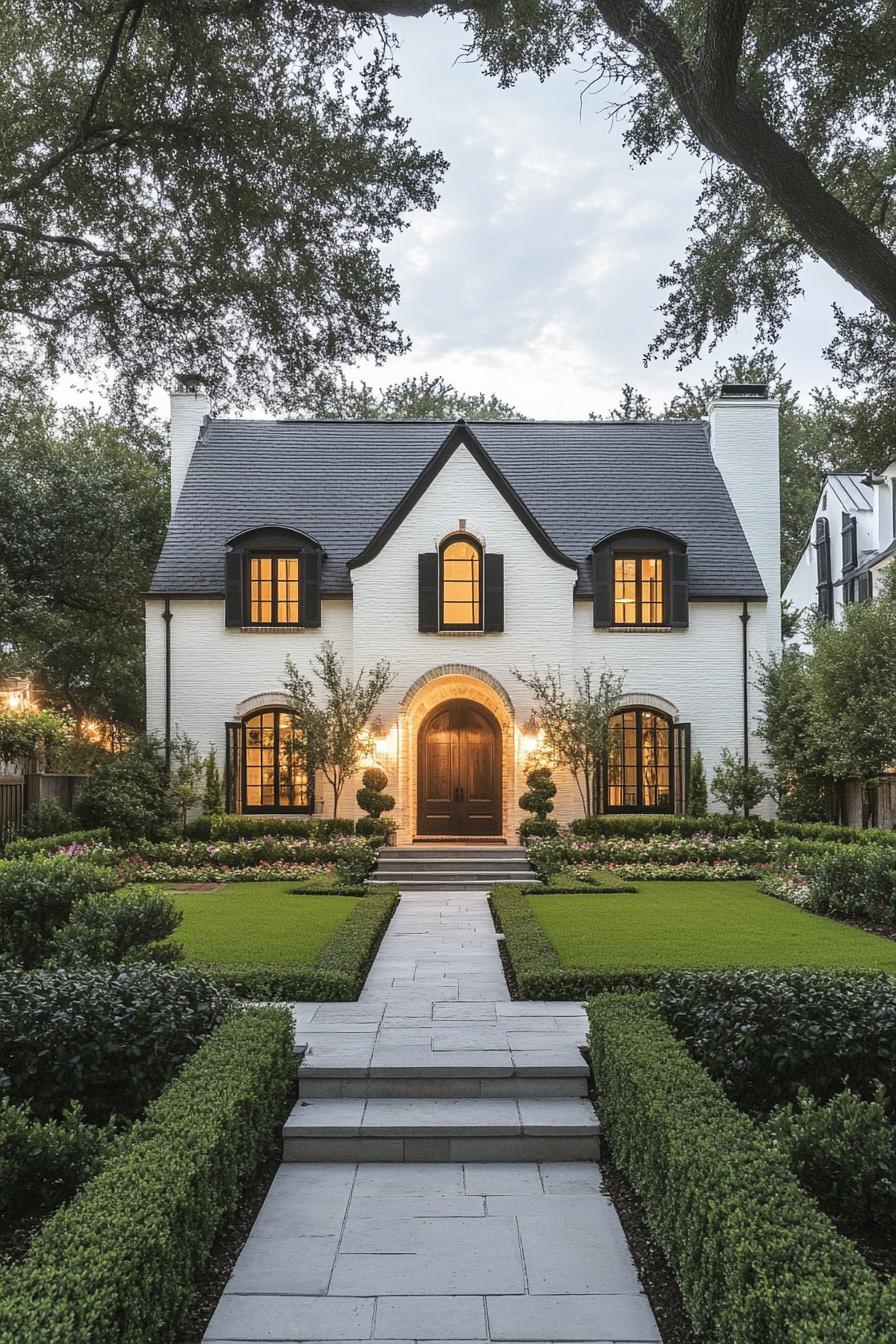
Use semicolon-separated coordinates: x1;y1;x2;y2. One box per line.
203;889;660;1343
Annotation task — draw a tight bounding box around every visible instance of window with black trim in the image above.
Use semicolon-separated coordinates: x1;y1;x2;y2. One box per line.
613;554;664;625
242;708;311;813
248;554;301;625
606;708;673;812
440;533;482;629
841;513;857;572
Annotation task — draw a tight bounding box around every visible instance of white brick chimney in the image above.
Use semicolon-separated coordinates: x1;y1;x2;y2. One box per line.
169;375;210;518
708;384;781;646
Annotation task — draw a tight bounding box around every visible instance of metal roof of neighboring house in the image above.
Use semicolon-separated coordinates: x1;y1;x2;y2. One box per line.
827;474;874;513
149;418;766;600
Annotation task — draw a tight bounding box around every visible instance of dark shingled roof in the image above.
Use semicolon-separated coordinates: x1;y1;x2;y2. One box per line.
149;418;766;600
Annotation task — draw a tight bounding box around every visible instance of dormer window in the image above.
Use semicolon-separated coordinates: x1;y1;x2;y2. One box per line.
592;530;688;630
224;527;322;629
249;554;301;625
440;534;482;629
614;555;664;625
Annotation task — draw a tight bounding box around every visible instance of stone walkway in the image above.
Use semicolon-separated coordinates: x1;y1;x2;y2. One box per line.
203;890;660;1343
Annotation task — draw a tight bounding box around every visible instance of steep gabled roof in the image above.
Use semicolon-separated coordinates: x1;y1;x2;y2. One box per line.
827;474;874;513
149;418;766;600
347;422;577;572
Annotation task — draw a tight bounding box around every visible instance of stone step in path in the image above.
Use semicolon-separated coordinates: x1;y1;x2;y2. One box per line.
368;845;541;890
203;882;660;1343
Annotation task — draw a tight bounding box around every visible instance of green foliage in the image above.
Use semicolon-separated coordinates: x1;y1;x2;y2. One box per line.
588;994;884;1343
284;642;394;817
511;663;624;816
802;845;896;921
75;736;177;843
710;748;770;816
355;815;396;840
0;395;168;729
51;887;183;967
169;732;205;834
757;647;832;821
518;817;560;840
186;814;357;841
202;748;224;816
518;765;556;820
0;1099;110;1217
170;883;357;967
687;751;708;817
0;1007;294;1344
0;964;230;1122
0;855;118;968
310;371;526;421
0;6;444;410
4;828;110;858
20;798;75;839
657;969;896;1112
356;765;395;819
0;709;69;771
765;1087;896;1233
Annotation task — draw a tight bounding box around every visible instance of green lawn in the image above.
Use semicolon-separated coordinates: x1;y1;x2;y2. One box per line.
165;881;360;965
527;880;896;970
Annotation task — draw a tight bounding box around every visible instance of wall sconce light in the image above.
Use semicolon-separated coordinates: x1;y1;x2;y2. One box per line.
520;714;542;758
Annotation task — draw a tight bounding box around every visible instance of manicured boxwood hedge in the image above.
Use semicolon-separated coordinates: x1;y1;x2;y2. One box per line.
566;813;896;846
588;993;888;1343
491;885;666;998
195;886;399;999
4;828;111;858
185;814;356;840
0;1006;295;1344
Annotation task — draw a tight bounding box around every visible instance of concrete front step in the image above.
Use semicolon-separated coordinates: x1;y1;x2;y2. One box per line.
375;858;534;873
282;1097;601;1162
368;875;541;890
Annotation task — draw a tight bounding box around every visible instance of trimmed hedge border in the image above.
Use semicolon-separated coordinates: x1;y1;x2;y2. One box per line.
588;994;887;1342
4;828;110;858
193;886;399;1000
491;885;669;998
0;1006;295;1344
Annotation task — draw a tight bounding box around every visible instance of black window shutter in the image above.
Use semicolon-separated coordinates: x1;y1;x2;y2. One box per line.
301;549;321;627
483;553;504;632
669;551;689;627
418;552;439;632
592;549;612;627
224;550;244;627
859;571;872;602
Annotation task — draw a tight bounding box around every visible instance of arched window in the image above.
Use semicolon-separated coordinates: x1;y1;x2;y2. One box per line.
606;708;673;812
241;708;311;813
440;534;483;630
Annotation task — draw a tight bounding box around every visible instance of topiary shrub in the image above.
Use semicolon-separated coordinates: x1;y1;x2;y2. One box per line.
519;817;559;840
51;887;183;966
765;1086;896;1233
0;1099;111;1216
20;798;75;839
519;765;556;820
0;856;118;968
356;766;395;820
355;814;395;842
0;964;230;1122
75;736;177;844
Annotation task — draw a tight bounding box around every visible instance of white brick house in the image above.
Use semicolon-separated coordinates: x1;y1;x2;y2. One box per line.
146;383;781;839
784;465;896;640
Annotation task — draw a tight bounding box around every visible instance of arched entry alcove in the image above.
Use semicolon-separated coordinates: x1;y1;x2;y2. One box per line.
397;666;516;842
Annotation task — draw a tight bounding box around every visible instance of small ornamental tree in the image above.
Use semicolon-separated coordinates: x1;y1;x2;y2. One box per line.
688;751;708;817
169;732;205;834
711;749;770;817
512;663;624;817
757;646;832;821
519;767;556;821
203;747;224;816
284;643;394;818
356;766;397;839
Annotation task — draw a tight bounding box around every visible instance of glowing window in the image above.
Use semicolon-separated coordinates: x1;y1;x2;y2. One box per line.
440;535;482;629
606;709;672;811
242;709;310;812
613;555;664;625
249;554;301;625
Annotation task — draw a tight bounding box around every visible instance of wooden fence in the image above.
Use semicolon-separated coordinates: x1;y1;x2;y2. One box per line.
0;777;24;847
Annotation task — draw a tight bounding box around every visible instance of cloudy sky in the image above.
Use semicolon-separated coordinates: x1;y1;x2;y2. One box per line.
348;15;863;419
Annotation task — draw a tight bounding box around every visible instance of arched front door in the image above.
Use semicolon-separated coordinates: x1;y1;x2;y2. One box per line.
417;699;502;836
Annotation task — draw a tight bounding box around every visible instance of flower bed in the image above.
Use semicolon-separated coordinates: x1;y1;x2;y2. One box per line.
125;860;337;884
589;993;887;1342
527;833;773;880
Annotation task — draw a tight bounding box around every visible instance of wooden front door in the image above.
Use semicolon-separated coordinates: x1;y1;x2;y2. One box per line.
417;699;502;836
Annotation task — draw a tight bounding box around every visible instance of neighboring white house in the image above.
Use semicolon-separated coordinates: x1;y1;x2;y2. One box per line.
784;464;896;641
145;382;781;839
